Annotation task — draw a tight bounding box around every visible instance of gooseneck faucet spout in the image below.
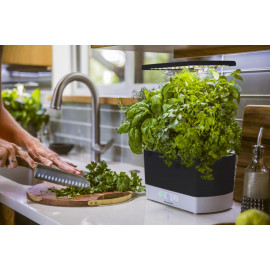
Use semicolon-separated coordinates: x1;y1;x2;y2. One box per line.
50;72;114;162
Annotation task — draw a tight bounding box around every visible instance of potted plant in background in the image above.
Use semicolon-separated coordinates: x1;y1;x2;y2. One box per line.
1;86;50;139
118;68;243;213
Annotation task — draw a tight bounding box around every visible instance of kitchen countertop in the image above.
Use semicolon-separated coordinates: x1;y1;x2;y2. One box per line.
46;95;138;106
0;155;241;225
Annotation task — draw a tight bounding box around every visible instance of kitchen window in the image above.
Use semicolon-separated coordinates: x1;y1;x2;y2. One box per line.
52;45;174;97
89;49;126;85
133;51;172;84
88;46;173;96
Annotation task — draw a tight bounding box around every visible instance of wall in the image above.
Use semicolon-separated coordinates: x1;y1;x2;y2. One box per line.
47;102;143;166
47;50;270;167
203;50;270;123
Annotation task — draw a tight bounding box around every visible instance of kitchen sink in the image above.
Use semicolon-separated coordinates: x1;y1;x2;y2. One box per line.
0;166;42;185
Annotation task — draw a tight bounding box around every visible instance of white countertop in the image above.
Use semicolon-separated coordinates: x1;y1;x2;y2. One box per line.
0;155;241;225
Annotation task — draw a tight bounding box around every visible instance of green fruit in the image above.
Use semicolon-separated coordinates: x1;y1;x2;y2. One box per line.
236;209;270;225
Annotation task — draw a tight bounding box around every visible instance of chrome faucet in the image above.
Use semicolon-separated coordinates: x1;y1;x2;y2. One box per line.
50;72;114;162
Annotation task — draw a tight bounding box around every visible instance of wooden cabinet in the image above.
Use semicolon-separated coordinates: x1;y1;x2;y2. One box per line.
91;45;270;58
2;45;52;67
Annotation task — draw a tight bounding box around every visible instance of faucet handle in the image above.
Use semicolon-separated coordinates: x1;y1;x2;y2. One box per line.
93;138;115;155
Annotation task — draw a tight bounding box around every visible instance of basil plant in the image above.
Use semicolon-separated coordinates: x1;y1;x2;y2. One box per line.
118;69;243;180
1;87;49;134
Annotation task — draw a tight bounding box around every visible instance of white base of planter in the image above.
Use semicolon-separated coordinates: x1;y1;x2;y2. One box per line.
146;184;234;214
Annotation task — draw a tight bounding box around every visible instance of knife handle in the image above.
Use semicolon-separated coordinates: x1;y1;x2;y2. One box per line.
5;156;34;169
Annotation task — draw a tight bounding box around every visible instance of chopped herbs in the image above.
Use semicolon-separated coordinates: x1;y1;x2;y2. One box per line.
49;160;145;198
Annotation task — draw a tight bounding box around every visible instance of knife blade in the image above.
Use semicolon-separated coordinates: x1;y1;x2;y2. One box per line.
7;157;91;188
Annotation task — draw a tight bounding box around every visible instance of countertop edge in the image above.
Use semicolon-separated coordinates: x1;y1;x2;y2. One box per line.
46;95;138;106
0;178;60;225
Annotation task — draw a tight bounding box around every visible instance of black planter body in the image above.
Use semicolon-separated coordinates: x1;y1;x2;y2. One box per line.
144;150;236;213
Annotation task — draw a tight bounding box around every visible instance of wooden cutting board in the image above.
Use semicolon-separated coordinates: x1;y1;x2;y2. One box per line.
234;105;270;202
26;182;133;207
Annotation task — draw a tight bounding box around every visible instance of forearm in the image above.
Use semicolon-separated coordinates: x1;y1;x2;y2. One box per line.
0;46;81;174
0;106;38;149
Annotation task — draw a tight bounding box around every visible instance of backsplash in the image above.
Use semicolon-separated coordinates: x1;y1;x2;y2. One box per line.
47;103;144;167
46;50;270;167
222;50;270;124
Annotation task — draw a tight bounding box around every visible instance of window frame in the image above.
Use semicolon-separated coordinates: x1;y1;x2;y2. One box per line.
52;45;168;97
69;46;161;97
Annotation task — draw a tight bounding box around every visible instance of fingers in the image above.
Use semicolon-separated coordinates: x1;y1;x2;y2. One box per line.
27;141;82;174
52;158;82;175
36;156;54;167
39;149;82;174
28;148;53;167
48;152;82;174
65;161;78;167
0;148;8;167
0;141;17;168
7;145;18;169
17;149;36;169
0;143;36;169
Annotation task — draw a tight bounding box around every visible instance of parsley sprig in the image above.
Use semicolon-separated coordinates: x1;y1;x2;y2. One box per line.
49;160;145;198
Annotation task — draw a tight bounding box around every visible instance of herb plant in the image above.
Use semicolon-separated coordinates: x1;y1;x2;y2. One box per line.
49;160;145;198
1;87;49;133
118;69;243;180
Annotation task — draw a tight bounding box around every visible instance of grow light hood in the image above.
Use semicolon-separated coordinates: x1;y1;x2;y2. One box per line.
142;60;236;70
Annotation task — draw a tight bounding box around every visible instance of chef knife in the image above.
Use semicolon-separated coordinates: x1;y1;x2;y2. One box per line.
7;157;91;188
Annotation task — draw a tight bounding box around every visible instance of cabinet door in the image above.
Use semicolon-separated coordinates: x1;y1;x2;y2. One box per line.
2;45;52;66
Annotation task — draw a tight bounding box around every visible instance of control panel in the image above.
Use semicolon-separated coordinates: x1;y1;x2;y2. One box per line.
159;190;179;202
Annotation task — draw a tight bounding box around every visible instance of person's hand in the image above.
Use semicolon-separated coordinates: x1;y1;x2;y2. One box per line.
26;138;82;175
0;138;36;169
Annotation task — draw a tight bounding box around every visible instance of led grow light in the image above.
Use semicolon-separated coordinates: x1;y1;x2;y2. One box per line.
142;60;236;70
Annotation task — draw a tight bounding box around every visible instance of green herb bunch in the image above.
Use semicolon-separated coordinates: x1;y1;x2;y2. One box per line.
1;87;49;132
49;160;145;199
118;69;243;180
